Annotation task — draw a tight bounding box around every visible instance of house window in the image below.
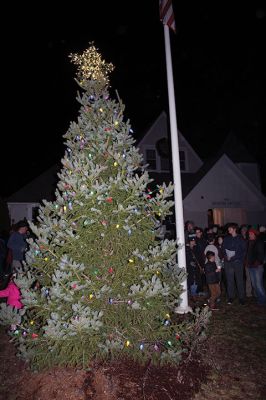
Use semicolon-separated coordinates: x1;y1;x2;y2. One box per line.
160;157;170;171
179;150;186;171
146;149;157;170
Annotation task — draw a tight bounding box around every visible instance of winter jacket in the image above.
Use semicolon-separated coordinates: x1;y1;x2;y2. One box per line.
222;234;246;263
7;232;27;261
203;261;219;284
246;239;264;267
0;281;23;309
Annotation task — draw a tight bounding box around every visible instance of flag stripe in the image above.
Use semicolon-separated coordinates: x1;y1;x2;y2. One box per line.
159;0;176;32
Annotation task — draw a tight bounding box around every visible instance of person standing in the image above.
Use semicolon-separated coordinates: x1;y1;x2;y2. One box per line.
222;223;247;305
203;250;221;310
186;238;203;295
184;220;196;245
7;220;28;273
246;228;266;306
240;225;252;297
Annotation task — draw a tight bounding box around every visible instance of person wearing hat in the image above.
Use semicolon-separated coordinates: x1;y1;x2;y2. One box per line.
246;228;266;305
7;220;28;273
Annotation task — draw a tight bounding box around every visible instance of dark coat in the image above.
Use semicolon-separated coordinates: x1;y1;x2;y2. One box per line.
246;239;264;266
204;261;219;284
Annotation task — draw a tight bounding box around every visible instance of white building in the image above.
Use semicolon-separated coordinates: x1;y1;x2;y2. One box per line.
7;112;266;228
138;112;266;227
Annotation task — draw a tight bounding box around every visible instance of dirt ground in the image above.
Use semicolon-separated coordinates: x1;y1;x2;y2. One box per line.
0;296;265;400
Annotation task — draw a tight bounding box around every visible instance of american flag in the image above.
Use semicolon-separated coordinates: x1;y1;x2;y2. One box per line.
159;0;176;32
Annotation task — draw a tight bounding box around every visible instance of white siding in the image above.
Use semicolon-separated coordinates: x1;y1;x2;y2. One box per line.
8;203;39;224
138;112;203;173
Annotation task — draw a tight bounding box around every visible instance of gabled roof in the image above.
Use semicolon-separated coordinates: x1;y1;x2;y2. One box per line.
183;153;266;206
7;165;60;203
138;111;203;166
182;132;258;198
216;132;256;163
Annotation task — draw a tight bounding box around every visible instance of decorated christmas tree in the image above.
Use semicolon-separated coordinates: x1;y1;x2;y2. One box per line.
0;46;209;369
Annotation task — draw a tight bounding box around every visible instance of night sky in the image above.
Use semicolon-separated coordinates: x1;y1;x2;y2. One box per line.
2;1;266;197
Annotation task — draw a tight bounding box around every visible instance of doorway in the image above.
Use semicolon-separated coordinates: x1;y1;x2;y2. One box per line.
212;208;247;226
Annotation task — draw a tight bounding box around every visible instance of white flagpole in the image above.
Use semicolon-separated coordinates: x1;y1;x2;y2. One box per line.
163;24;191;313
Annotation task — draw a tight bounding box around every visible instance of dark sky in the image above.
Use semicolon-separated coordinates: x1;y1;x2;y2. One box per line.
2;1;266;197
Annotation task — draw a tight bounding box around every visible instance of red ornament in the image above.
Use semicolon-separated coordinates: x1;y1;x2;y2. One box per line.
32;333;38;339
108;267;114;274
101;220;108;226
106;197;113;203
147;195;152;199
175;334;180;340
72;284;77;289
105;128;111;131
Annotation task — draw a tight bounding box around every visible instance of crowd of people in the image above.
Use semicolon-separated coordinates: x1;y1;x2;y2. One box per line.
184;221;266;309
0;219;266;312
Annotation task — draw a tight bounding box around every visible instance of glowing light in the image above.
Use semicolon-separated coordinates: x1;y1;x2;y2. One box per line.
128;259;134;263
89;294;94;300
114;161;118;167
125;340;130;347
116;224;120;228
30;320;35;326
44;257;48;262
69;45;114;84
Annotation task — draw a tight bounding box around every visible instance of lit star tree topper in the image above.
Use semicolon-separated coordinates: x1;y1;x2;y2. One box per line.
69;44;114;90
0;44;210;370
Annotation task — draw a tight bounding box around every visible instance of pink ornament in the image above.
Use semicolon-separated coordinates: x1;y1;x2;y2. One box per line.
106;197;113;203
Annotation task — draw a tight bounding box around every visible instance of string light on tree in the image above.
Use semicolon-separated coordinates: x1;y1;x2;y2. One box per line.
0;44;209;370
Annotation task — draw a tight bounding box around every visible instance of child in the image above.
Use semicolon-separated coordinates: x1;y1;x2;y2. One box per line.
204;234;221;266
204;251;221;310
0;274;23;309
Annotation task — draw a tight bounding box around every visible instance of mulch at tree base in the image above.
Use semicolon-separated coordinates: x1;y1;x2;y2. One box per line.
0;327;209;400
1;296;266;400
